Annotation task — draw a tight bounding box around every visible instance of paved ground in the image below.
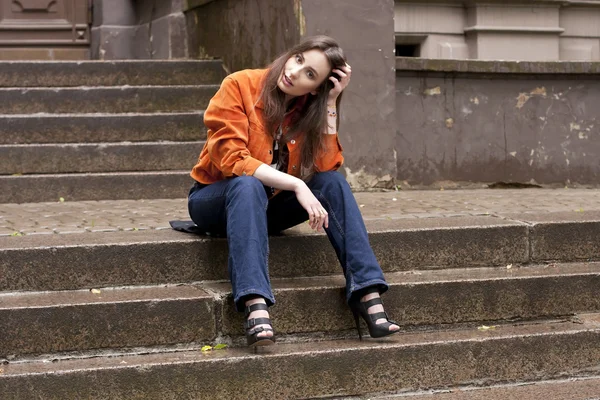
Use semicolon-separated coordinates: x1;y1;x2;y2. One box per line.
1;188;600;236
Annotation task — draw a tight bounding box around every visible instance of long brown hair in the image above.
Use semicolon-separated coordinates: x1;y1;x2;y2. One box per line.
259;36;347;174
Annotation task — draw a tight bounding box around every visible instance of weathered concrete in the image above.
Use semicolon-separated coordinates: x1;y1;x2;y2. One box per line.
1;316;599;399
91;0;191;60
4;263;597;356
0;286;216;357
0;113;206;145
0;219;529;292
0;142;204;174
186;0;300;73
0;171;193;203
0;86;218;114
521;212;600;262
212;264;600;336
0;60;225;87
389;377;600;399
396;58;600;186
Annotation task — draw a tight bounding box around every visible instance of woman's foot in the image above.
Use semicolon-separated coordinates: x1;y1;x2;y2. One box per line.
350;289;400;339
244;297;275;346
360;291;400;333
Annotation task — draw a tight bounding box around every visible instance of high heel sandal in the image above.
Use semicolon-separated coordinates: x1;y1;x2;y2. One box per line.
244;302;275;347
350;289;399;340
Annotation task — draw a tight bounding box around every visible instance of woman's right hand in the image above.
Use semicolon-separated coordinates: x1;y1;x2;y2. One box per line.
294;182;328;232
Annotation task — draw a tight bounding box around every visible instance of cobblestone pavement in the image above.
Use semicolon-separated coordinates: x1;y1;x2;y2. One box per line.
1;188;600;236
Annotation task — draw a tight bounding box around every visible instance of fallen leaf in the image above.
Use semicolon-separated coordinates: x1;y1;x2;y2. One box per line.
10;232;22;237
359;204;365;208
0;368;4;374
59;197;65;203
201;345;213;352
440;187;445;191
506;264;513;270
214;343;228;350
392;198;397;202
90;289;101;294
574;208;584;212
478;325;496;331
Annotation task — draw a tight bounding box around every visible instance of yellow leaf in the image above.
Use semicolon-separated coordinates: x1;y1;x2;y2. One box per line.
201;345;213;352
59;197;65;203
11;232;22;237
214;343;228;350
90;289;101;294
574;208;584;212
478;325;496;331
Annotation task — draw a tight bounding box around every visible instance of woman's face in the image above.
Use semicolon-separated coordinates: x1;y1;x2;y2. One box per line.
277;49;332;98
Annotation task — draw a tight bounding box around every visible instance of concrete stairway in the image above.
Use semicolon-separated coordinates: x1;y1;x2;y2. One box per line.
0;61;225;203
0;59;599;398
2;190;600;398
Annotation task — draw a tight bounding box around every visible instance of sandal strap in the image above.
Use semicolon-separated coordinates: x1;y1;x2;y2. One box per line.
244;302;269;317
363;297;383;309
245;317;272;329
368;311;389;322
247;325;274;335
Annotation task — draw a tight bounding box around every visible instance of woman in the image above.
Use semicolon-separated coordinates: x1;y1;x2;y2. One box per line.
188;35;399;347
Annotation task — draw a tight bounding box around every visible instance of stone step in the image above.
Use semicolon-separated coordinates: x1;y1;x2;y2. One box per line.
379;377;600;399
3;212;600;292
0;218;532;291
2;264;599;357
1;314;599;399
0;60;226;87
0;113;206;145
0;171;193;203
0;141;205;174
0;285;216;358
0;85;219;114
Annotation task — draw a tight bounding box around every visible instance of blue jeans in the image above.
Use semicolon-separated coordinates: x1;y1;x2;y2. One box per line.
188;171;388;312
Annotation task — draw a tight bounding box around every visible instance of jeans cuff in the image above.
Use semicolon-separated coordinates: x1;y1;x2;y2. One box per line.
347;279;389;303
234;289;276;312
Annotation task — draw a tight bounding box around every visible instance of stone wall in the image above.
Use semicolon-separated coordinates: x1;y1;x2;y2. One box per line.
396;58;600;186
91;0;190;59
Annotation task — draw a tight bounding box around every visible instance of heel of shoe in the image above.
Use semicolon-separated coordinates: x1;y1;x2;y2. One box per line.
351;305;363;341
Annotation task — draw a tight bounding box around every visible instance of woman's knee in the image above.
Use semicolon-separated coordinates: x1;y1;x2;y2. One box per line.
310;171;349;193
228;176;268;201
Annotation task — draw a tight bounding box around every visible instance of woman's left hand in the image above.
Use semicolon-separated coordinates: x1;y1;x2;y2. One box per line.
328;63;351;103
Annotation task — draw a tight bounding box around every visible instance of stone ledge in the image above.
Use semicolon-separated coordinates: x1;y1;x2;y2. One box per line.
396;57;600;74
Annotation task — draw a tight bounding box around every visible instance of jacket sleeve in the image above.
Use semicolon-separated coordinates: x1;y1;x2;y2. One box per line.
204;77;264;177
315;133;344;172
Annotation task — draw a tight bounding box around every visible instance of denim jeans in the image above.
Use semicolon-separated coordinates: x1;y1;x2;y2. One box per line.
188;171;388;312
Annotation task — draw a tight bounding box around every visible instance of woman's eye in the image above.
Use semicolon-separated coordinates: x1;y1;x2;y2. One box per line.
307;71;314;79
295;54;302;63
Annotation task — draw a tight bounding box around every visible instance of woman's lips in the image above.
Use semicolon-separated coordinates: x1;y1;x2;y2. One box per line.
283;75;293;87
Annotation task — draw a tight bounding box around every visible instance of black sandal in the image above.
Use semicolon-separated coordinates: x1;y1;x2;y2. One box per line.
244;302;275;347
349;289;399;340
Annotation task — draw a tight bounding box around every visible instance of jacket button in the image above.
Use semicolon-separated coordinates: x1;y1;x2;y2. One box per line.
292;165;297;170
290;140;296;145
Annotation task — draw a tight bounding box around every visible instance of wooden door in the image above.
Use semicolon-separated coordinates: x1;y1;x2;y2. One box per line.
0;0;91;60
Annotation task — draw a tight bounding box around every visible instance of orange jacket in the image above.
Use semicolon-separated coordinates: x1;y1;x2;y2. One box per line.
190;69;344;185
